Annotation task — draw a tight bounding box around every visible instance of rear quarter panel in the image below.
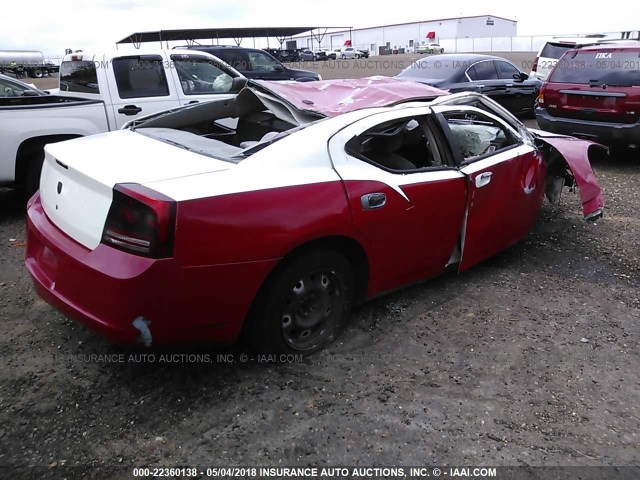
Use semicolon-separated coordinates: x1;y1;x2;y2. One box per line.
145;120;377;268
173;181;358;266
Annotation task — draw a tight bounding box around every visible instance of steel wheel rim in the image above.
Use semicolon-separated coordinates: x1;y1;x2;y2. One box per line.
281;268;342;351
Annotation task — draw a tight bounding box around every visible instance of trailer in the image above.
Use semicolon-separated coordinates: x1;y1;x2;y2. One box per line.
0;50;59;78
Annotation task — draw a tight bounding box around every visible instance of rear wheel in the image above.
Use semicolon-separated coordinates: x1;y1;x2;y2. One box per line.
245;249;355;354
528;95;539;119
22;151;45;199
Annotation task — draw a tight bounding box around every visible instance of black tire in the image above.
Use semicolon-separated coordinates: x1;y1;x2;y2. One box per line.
528;95;539;119
245;249;355;355
22;151;45;199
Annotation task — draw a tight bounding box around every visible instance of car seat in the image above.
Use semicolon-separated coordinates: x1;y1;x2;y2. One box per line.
364;130;416;171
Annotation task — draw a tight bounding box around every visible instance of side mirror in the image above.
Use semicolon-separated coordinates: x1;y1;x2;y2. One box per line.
513;72;529;82
231;76;247;92
274;64;285;72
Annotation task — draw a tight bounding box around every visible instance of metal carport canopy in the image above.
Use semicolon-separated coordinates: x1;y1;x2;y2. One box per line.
115;27;340;48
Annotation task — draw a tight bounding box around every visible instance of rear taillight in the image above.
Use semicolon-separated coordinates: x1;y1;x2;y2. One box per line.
101;184;176;258
531;57;538;73
537;83;546;107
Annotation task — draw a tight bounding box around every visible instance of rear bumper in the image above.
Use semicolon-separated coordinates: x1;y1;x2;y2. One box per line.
536;108;640;146
25;195;278;347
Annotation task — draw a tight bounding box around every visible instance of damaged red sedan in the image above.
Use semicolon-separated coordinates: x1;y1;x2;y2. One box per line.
25;77;605;354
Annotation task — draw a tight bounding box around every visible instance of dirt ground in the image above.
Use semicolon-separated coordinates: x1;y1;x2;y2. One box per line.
1;53;639;479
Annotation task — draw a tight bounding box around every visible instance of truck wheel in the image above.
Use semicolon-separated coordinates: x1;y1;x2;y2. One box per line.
23;151;45;199
33;69;44;78
245;249;355;355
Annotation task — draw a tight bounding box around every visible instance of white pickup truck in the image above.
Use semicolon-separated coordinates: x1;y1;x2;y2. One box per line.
0;49;244;195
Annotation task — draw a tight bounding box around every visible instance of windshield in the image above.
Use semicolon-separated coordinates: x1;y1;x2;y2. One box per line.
0;77;43;97
397;58;465;80
548;50;640;85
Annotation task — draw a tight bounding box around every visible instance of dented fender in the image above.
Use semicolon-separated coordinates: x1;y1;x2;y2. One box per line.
532;129;605;220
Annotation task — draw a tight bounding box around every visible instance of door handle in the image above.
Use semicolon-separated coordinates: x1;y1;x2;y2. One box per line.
475;172;493;188
117;105;142;115
187;100;199;105
361;193;386;210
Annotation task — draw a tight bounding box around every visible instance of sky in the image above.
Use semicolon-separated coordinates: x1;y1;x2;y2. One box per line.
1;0;639;60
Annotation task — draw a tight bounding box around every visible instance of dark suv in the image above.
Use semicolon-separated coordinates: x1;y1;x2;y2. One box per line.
536;43;640;148
175;45;320;82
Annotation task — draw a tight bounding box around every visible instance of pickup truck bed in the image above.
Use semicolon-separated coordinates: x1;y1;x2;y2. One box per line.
0;95;110;193
1;48;244;196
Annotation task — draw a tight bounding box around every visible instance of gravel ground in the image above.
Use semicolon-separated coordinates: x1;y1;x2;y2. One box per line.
1;52;639;479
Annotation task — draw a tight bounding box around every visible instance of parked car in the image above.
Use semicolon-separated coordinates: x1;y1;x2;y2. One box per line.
536;43;640;149
339;47;361;59
357;49;370;58
396;54;543;116
312;49;336;61
25;79;604;355
0;49;244;196
263;48;300;63
299;49;317;61
0;73;49;98
416;43;445;54
177;45;320;81
319;49;337;60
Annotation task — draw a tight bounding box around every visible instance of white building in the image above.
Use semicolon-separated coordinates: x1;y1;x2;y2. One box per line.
292;15;517;54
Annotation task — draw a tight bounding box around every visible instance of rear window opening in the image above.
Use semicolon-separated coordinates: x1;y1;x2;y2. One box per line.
345;116;450;172
549;50;640;85
133;89;300;162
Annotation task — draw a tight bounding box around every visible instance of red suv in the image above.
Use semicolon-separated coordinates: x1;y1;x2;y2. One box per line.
536;43;640;148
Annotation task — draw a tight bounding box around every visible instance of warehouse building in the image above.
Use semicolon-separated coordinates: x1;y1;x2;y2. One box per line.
292;15;517;54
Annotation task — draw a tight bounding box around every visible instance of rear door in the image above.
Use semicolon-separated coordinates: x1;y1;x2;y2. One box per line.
544;48;640;125
106;54;180;129
495;59;537;114
433;106;545;271
328;108;468;294
463;60;510;107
